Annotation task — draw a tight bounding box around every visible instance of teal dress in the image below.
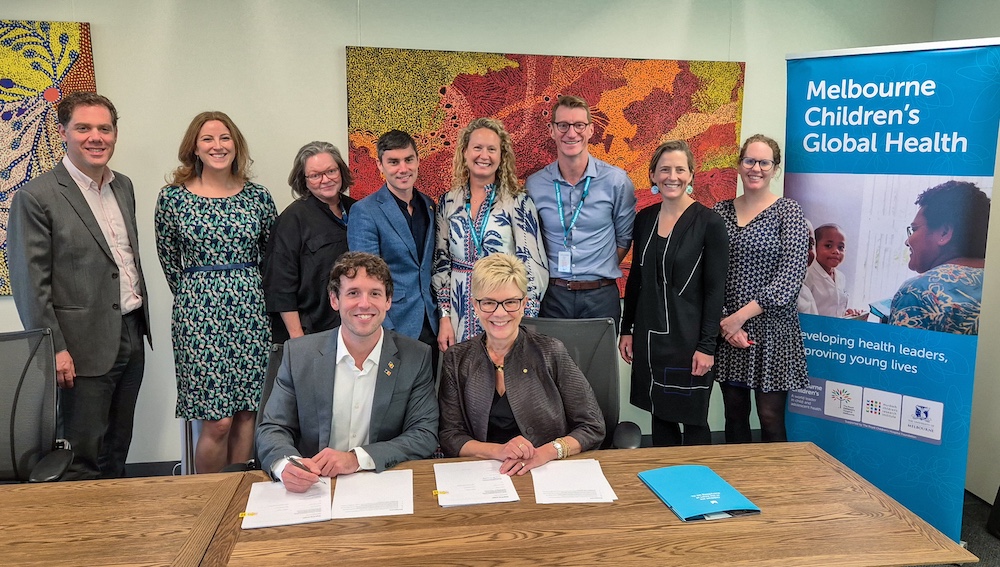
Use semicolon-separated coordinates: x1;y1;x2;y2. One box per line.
155;182;277;420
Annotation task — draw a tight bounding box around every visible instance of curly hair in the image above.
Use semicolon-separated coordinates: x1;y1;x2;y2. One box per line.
170;111;252;186
328;252;394;299
916;180;990;259
450;117;523;199
739;133;782;168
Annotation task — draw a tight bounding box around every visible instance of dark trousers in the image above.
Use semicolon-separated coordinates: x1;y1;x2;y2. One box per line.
60;311;145;480
539;284;621;331
417;316;440;383
720;383;788;443
651;415;712;447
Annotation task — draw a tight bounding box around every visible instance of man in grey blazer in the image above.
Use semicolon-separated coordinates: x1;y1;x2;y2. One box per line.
7;92;150;480
256;252;438;492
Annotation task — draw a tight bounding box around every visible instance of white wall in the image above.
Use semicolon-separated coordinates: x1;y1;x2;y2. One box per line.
4;1;995;501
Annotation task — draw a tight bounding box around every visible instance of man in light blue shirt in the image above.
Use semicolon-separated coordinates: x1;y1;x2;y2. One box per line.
525;95;636;327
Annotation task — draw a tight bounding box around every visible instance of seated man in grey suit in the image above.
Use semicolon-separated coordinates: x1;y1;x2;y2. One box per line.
256;252;439;492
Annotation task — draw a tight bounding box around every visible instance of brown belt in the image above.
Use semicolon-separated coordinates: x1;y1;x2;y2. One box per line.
549;277;617;291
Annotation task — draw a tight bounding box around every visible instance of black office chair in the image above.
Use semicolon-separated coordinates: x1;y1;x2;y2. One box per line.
521;317;641;449
0;328;73;482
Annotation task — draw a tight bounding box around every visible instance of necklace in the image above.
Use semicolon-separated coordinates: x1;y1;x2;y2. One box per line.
486;345;508;373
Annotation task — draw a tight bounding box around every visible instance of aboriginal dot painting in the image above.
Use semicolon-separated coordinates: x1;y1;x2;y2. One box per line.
0;20;96;295
346;46;744;287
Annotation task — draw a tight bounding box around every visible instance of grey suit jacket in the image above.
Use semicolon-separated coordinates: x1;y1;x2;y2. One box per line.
7;161;151;376
256;327;439;474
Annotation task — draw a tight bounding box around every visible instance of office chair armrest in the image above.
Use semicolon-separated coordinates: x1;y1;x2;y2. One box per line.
29;448;74;482
612;421;642;449
221;459;260;473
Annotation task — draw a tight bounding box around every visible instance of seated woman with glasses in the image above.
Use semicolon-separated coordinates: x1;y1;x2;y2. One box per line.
264;141;356;343
438;253;605;475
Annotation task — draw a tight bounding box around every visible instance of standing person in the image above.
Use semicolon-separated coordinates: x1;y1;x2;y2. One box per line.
155;111;277;473
619;141;728;447
713;134;809;443
526;95;636;326
8;91;150;480
264;141;356;343
348;130;438;366
433;117;547;351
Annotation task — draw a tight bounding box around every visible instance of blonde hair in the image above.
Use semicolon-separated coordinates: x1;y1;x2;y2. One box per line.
451;117;523;199
471;253;528;298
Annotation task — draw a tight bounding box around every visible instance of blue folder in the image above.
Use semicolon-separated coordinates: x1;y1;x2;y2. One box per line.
638;464;760;522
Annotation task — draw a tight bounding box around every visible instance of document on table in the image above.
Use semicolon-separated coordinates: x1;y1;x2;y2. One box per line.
332;469;413;518
433;460;519;507
530;459;618;504
241;479;332;529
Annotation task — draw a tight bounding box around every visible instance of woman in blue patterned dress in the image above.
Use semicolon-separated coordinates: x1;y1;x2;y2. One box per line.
713;134;809;443
433;118;548;350
155;111;276;473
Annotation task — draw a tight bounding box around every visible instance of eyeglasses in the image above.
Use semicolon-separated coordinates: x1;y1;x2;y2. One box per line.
305;168;341;182
551;121;590;133
475;296;524;313
740;158;775;171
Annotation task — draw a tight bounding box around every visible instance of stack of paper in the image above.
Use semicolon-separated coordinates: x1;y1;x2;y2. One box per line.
433;460;520;507
241;480;332;529
529;459;618;503
331;470;414;518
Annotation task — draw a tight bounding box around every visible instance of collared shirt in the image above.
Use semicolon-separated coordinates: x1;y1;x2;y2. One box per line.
272;327;383;481
525;156;636;280
62;155;143;313
389;189;430;263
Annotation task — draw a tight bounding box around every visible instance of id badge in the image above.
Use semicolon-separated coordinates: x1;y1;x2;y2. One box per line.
558;250;572;272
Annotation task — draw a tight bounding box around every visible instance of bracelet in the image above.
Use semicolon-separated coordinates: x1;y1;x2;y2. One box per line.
553;437;566;459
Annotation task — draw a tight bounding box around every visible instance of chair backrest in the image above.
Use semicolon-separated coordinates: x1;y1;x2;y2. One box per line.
520;317;620;449
0;329;57;481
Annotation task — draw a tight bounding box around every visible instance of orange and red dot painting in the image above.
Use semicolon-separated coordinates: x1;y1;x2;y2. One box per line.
0;20;97;295
346;46;744;287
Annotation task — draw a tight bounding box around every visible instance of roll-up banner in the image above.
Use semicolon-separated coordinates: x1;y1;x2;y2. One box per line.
784;38;1000;541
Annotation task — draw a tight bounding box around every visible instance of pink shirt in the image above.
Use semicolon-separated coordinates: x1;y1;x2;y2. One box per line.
62;155;143;314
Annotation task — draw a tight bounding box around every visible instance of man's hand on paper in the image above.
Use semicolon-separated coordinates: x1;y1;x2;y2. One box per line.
281;457;322;493
312;448;361;477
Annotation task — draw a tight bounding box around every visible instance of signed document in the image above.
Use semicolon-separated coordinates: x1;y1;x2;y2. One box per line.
433;460;520;507
332;470;414;518
530;459;618;504
241;480;332;529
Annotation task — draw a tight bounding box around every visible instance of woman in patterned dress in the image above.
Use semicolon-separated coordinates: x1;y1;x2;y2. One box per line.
155;112;276;473
433;118;547;351
713;134;809;443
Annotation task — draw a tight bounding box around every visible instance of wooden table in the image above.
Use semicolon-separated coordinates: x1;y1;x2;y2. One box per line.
0;472;242;566
206;442;976;566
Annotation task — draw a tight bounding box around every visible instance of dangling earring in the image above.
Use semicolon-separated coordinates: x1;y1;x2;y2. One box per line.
194;156;203;177
651;184;659;195
686;184;694;195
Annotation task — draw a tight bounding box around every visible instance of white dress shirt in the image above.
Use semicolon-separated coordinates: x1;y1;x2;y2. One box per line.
63;155;143;314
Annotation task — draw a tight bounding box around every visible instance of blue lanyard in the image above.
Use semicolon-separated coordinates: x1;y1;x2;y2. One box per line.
554;177;591;247
465;185;496;257
339;202;349;226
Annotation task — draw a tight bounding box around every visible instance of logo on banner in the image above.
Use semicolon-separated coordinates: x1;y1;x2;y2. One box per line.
861;387;902;430
914;405;930;420
824;380;860;421
901;396;944;441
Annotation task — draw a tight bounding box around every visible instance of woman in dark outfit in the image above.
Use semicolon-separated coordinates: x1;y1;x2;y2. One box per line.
619;140;729;446
264;141;356;342
438;253;605;475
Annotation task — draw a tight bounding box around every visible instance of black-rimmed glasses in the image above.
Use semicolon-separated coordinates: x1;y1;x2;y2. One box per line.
475;297;525;313
551;121;590;133
740;157;775;171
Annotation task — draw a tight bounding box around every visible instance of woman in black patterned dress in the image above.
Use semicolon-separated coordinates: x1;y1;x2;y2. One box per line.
712;134;808;443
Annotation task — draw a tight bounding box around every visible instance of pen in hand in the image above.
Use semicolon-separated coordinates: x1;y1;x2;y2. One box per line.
286;455;328;484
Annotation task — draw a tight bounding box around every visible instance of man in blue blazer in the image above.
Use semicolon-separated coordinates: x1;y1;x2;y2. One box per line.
256;253;438;492
8;92;150;479
348;130;438;360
